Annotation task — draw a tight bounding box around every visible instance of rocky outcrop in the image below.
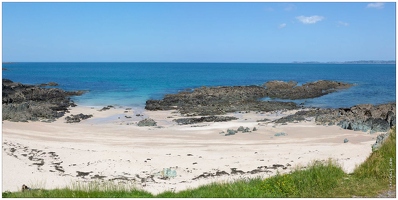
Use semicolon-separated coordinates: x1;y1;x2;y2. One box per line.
144;85;283;115
65;113;93;123
2;79;86;122
145;80;352;116
137;118;157;127
372;132;390;151
264;80;353;99
145;85;268;113
38;82;59;87
173;116;238;125
275;103;396;133
334;103;395;133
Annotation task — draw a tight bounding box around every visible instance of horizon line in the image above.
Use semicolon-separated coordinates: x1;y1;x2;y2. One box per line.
2;60;396;64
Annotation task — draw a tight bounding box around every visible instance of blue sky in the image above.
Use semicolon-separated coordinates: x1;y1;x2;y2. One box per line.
2;2;396;62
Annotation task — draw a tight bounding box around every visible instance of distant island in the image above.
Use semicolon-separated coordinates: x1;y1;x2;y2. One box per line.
292;60;396;64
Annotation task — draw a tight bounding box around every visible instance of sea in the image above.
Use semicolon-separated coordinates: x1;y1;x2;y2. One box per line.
2;62;396;109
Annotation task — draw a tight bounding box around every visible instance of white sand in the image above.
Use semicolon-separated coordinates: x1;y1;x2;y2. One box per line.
2;106;378;194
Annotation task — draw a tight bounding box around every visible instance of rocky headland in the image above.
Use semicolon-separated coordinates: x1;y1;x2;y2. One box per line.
263;80;353;99
145;79;395;135
145;80;353;116
2;79;86;122
274;103;396;133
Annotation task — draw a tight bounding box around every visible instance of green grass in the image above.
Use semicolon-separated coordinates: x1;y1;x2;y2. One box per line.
3;127;396;198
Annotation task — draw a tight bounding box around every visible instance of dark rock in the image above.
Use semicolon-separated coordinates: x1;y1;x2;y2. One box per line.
215;171;229;176
371;118;391;132
173;116;238;125
137;118;157;127
386;111;396;127
91;175;107;179
274;132;286;137
344;138;349;143
38;82;59;87
264;80;353;100
230;168;245;174
225;129;237;136
2;79;86;122
272;164;285;168
257;118;270;122
372;132;390;151
99;105;114;111
145;83;301;115
275;103;395;133
65;113;93;123
76;171;92;178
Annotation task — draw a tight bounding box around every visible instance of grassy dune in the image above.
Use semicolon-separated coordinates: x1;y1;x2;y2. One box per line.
3;127;396;198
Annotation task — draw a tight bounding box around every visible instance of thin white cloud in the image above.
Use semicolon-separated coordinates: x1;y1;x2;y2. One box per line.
296;15;325;24
338;21;349;27
367;2;384;9
284;4;296;11
265;7;274;12
278;23;287;29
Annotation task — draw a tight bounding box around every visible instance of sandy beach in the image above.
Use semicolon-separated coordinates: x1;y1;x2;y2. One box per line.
2;105;377;194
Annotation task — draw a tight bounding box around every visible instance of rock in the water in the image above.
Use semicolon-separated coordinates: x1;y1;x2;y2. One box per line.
145;80;352;115
145;83;304;115
264;80;353;100
38;82;59;87
137;118;157;127
2;79;85;122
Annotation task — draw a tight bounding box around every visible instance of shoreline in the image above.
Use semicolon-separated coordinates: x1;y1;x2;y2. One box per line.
2;104;378;194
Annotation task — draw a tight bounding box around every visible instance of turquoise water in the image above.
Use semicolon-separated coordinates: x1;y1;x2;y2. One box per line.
2;62;396;108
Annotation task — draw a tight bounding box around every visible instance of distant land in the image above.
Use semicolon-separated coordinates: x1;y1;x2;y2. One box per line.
292;60;396;64
2;61;396;64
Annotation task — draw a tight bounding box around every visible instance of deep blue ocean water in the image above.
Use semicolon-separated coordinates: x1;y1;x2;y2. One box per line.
2;62;396;109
